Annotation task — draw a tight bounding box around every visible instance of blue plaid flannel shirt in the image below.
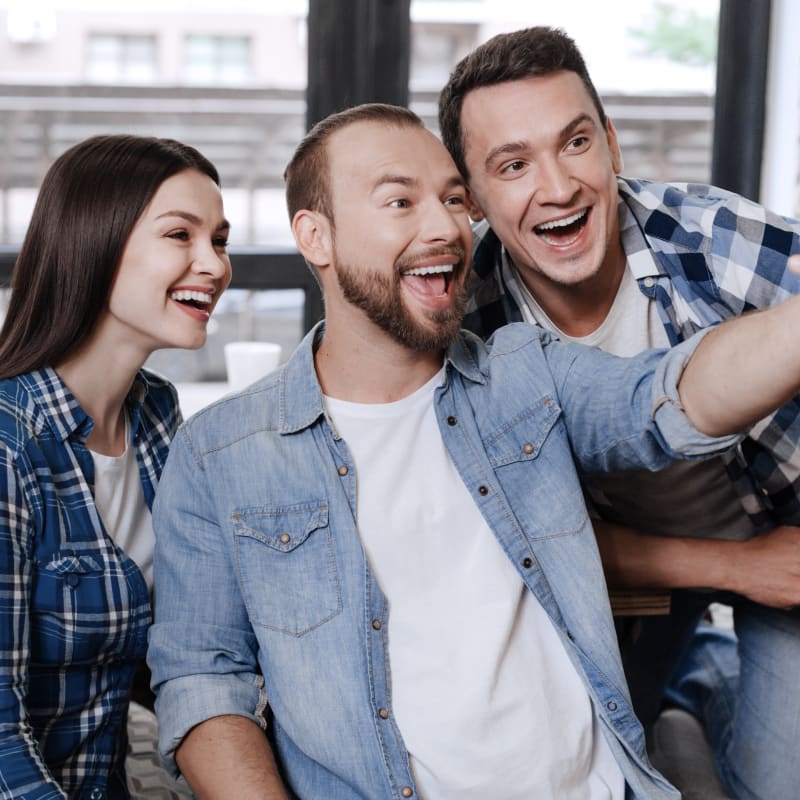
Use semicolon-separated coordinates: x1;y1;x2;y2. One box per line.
465;176;800;528
0;367;180;799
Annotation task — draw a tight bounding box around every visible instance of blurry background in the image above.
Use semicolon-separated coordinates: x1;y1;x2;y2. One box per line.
0;0;797;385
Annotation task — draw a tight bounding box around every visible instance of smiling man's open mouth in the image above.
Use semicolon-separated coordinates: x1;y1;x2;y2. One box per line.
534;208;589;246
401;264;455;298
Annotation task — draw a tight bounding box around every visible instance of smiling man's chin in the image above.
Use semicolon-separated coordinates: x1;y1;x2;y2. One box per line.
337;260;465;353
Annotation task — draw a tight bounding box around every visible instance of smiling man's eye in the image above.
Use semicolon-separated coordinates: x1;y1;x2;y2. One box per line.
567;136;589;151
389;198;410;209
501;160;525;174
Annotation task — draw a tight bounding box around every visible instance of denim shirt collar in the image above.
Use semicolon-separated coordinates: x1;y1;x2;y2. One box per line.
279;322;487;435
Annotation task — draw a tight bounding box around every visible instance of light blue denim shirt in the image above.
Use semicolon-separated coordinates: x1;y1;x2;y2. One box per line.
149;322;737;800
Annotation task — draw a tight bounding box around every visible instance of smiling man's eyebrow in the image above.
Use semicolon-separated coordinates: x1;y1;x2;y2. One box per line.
484;140;529;171
372;174;418;191
444;174;466;190
559;113;597;142
483;113;599;172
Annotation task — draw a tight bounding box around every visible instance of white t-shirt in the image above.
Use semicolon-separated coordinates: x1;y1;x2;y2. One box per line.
503;255;760;541
90;420;155;589
325;371;624;800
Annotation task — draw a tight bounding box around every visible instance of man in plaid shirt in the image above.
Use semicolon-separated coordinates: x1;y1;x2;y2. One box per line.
439;25;800;800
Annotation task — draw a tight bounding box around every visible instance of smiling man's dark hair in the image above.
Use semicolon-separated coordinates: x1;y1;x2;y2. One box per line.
439;26;607;181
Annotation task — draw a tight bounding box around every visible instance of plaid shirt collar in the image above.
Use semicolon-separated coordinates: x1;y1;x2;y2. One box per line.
19;367;157;445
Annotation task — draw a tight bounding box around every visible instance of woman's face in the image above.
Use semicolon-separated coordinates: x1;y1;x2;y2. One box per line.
102;168;232;360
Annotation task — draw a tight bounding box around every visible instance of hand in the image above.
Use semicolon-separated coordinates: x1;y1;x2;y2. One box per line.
788;254;800;274
728;526;800;609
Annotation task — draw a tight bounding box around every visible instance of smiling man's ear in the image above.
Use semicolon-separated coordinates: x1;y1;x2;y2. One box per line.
606;118;624;174
466;189;485;222
292;209;333;270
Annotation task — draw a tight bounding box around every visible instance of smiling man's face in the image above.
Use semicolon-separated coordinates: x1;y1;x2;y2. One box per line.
460;70;624;296
323;120;472;354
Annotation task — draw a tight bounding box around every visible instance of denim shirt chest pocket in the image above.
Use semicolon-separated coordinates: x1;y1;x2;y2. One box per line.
481;395;589;539
232;501;342;636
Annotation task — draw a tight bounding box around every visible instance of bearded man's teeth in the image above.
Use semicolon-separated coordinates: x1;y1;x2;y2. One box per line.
403;264;454;277
535;209;587;232
170;290;213;303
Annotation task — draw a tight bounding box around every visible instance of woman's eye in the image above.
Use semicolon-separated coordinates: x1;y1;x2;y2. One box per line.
167;230;190;241
213;236;229;249
389;198;409;209
445;195;465;206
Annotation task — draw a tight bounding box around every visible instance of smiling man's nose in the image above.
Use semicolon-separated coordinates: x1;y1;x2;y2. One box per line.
422;202;463;244
534;159;578;206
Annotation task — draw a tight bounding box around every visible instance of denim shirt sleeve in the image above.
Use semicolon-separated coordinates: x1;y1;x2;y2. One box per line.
545;326;743;474
149;425;268;778
0;443;69;799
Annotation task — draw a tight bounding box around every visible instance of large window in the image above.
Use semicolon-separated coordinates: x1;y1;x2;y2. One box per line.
85;34;158;83
184;35;251;85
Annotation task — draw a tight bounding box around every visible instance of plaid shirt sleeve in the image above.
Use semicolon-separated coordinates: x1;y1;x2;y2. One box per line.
0;439;67;798
620;179;800;525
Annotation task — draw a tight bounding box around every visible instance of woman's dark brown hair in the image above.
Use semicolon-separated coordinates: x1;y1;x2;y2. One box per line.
0;134;219;379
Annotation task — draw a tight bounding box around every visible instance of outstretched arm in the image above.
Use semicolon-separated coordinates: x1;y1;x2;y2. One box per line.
177;715;289;800
595;519;800;609
678;255;800;436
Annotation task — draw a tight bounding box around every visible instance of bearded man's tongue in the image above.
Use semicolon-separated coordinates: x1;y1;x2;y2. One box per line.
403;272;446;296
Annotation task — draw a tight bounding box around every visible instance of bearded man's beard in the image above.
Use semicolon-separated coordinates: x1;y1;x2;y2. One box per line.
335;258;466;352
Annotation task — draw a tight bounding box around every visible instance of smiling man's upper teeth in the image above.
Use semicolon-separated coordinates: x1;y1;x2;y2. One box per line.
170;290;213;303
404;264;454;277
536;209;587;231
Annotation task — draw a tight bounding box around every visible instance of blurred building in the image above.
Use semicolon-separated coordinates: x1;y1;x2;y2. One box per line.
0;0;722;248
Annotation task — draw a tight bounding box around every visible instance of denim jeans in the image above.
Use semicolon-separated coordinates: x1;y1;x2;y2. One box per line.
624;592;800;800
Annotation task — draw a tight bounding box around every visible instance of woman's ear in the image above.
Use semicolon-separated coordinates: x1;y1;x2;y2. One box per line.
292;209;333;270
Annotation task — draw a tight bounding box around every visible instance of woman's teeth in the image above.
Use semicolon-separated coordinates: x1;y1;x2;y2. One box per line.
170;289;213;304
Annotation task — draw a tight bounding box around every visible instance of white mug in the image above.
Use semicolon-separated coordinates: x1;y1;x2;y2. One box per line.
224;341;282;391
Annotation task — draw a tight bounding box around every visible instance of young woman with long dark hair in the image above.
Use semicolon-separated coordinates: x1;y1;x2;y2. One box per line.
0;134;231;798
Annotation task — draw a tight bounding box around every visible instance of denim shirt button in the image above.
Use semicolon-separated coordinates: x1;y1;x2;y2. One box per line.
607;700;618;712
337;465;349;476
378;708;389;719
522;557;533;569
371;619;382;630
401;787;414;797
447;416;457;426
478;485;488;496
522;442;534;455
279;533;291;544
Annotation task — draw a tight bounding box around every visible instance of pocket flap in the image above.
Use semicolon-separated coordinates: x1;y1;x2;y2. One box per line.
232;502;329;552
43;552;104;575
483;396;561;467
